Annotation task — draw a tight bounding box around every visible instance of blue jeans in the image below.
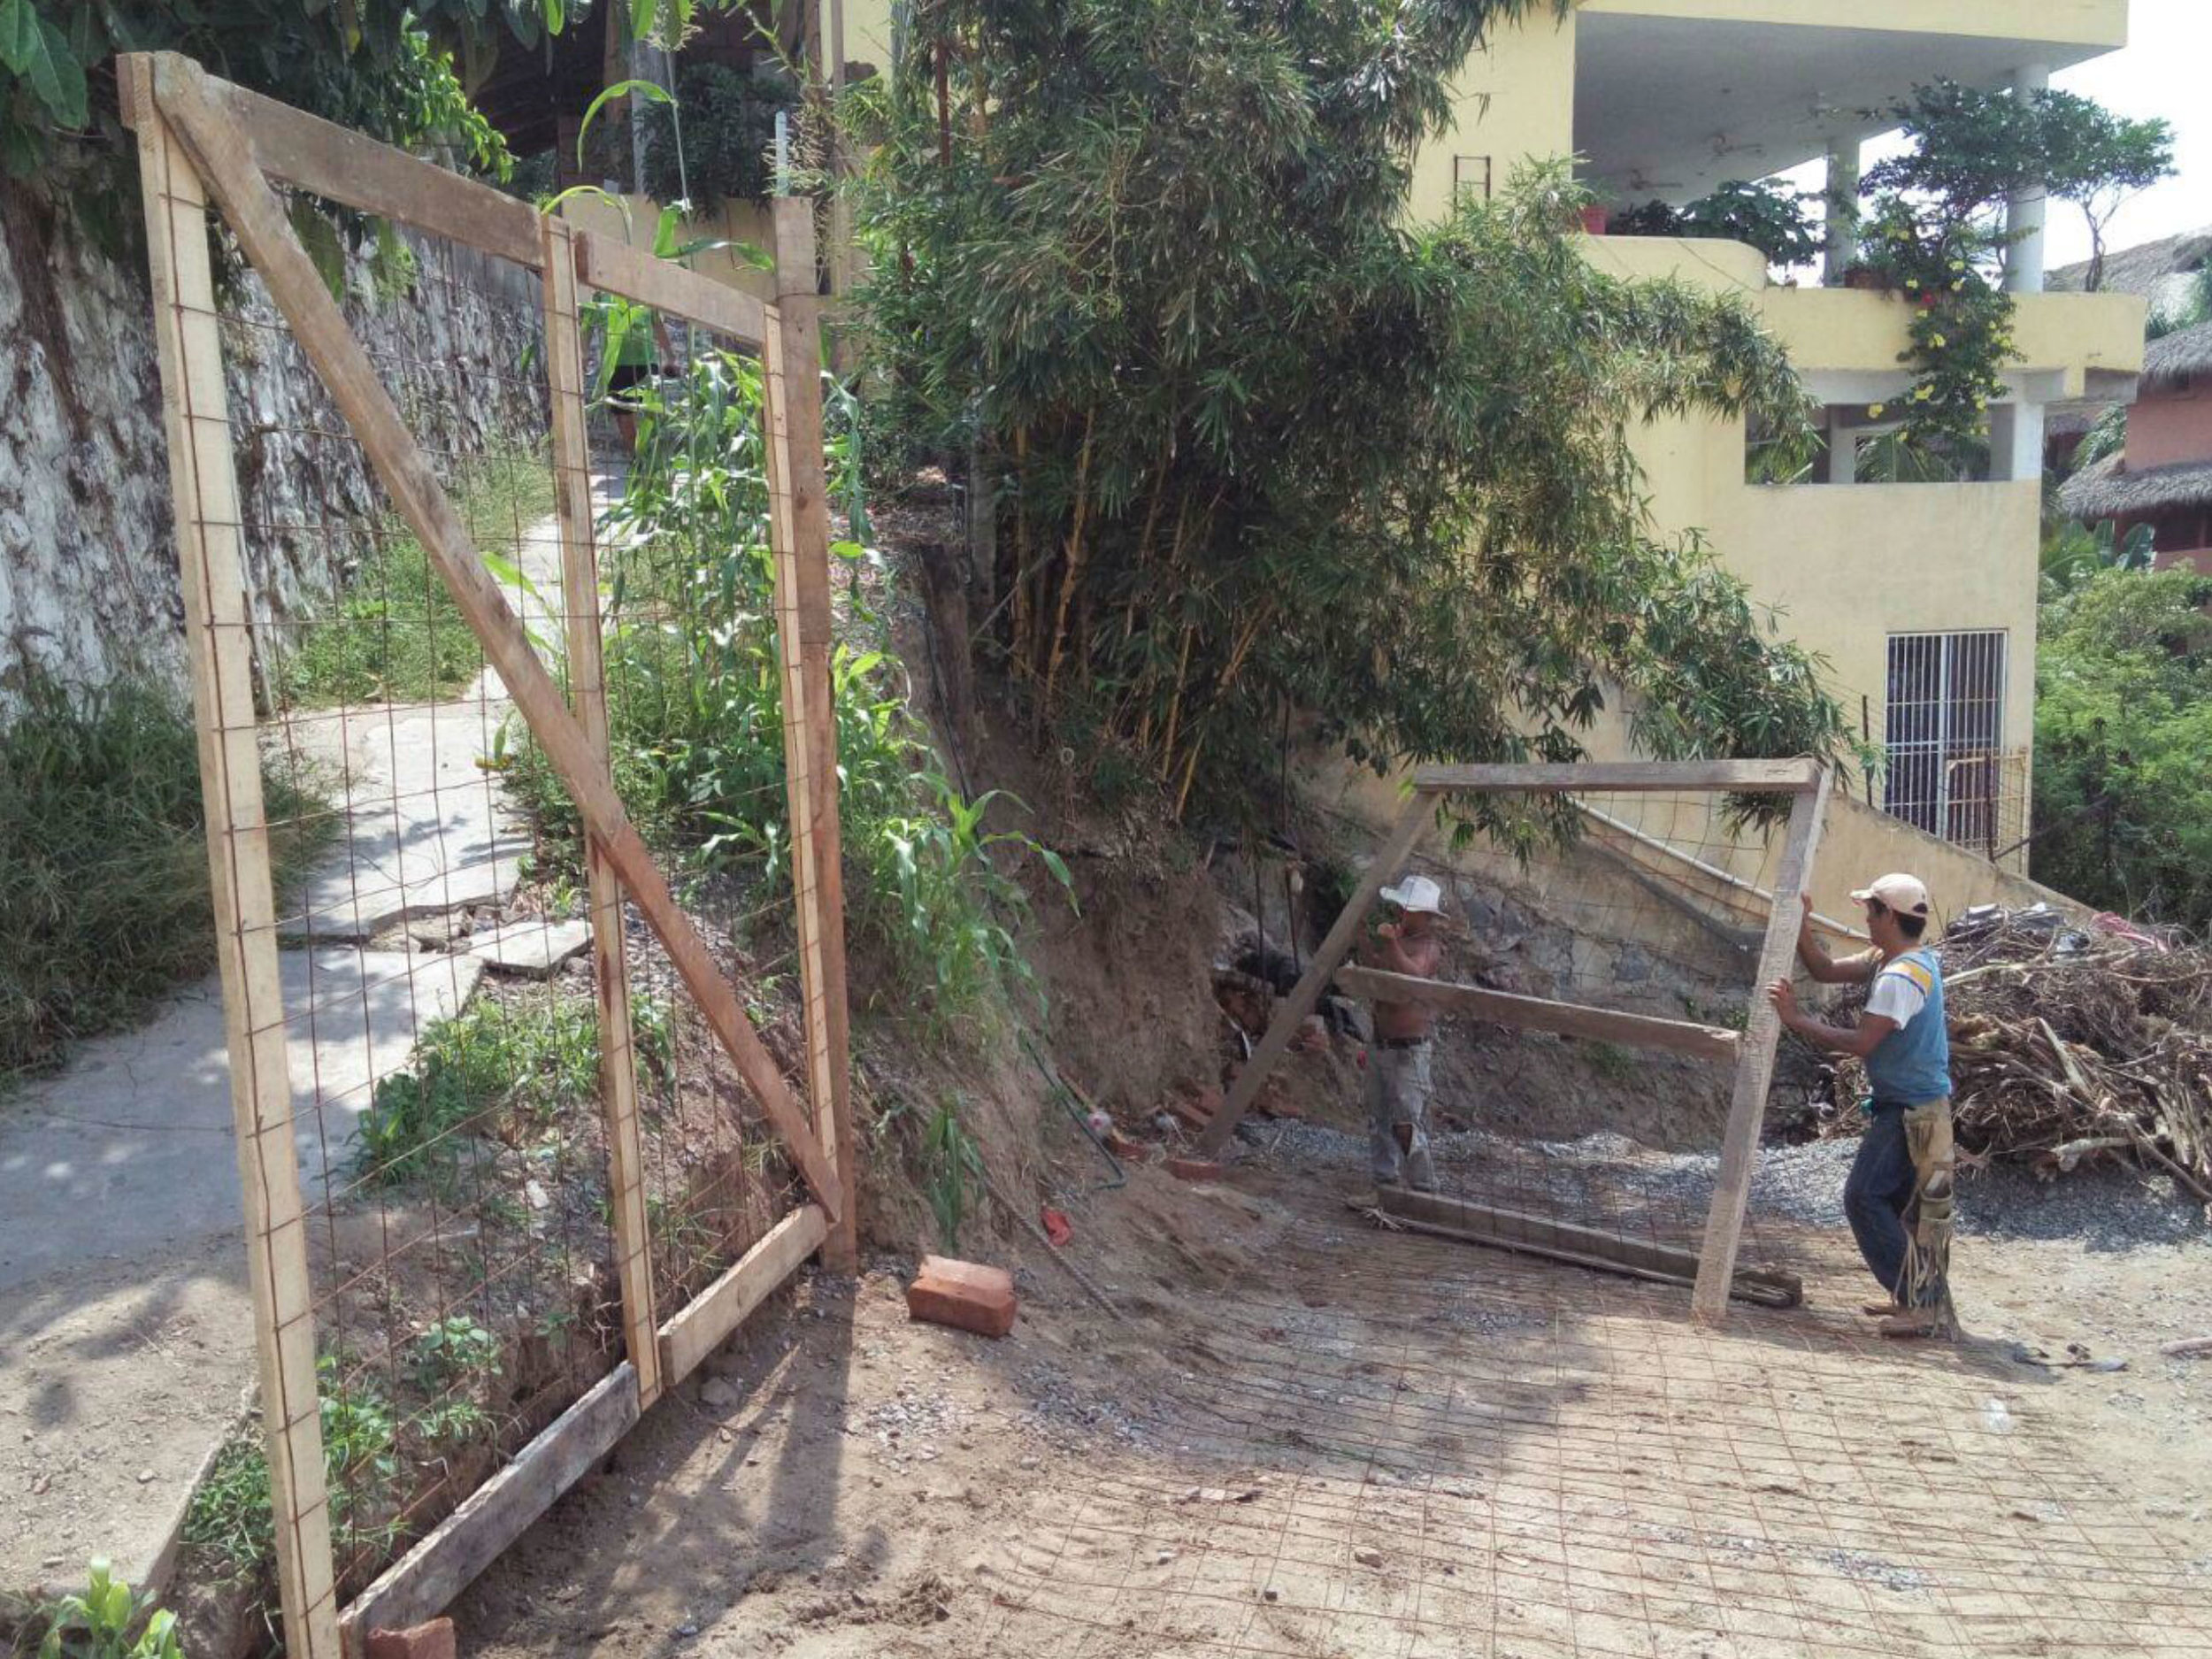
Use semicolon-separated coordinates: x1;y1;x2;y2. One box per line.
1844;1105;1930;1306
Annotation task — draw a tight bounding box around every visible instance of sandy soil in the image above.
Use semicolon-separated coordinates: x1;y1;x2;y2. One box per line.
453;1148;2212;1659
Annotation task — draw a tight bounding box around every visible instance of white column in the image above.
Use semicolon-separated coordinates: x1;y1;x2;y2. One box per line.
2004;65;2051;295
1824;407;1857;484
1988;402;2046;483
1822;135;1860;288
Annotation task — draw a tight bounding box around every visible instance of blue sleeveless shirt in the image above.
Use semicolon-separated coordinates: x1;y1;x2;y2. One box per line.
1865;946;1951;1105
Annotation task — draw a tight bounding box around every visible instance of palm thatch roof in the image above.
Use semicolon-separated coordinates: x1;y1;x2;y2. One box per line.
2049;227;2212;304
2060;449;2212;521
2141;319;2212;392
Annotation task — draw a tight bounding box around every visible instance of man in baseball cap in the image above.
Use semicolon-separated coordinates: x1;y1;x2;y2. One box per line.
1361;873;1448;1192
1768;872;1955;1337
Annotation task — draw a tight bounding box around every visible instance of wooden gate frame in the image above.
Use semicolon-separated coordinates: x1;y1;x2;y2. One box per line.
122;52;858;1656
1194;759;1832;1324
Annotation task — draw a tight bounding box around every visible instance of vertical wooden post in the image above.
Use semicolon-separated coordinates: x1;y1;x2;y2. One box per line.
1195;791;1435;1158
542;218;662;1408
1692;765;1832;1323
122;58;342;1659
763;198;860;1271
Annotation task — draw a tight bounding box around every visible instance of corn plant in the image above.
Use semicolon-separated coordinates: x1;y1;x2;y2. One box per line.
920;1100;984;1250
35;1561;180;1659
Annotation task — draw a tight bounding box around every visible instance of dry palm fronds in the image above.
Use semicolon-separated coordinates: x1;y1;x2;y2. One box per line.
1820;916;2212;1201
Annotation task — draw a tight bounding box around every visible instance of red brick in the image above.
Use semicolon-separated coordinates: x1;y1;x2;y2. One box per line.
906;1256;1018;1338
366;1620;457;1659
1104;1129;1156;1164
1167;1156;1224;1183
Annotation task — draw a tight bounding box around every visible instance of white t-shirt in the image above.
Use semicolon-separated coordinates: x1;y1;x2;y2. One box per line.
1865;964;1929;1028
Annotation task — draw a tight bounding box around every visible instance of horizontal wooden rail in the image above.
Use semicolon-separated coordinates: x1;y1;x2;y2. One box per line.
573;231;770;345
1412;759;1821;795
658;1204;828;1385
341;1363;639;1651
1336;966;1740;1064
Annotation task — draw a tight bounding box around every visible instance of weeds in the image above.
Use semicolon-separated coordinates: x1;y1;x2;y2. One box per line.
273;451;552;709
182;1361;398;1592
0;672;329;1086
353;990;664;1187
919;1098;983;1249
409;1316;500;1390
1584;1041;1638;1084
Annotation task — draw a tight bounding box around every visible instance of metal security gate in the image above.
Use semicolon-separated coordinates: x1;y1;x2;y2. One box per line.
125;51;856;1656
1885;629;2008;854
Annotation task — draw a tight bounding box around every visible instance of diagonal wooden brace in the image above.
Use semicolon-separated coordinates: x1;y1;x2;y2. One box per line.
142;52;841;1222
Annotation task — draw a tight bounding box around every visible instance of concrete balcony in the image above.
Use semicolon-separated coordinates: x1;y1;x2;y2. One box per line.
1582;235;2147;399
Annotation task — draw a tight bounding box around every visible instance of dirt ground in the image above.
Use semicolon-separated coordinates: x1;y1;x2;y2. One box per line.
453;1143;2212;1658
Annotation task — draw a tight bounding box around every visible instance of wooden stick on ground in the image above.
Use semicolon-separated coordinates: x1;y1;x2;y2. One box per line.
978;1170;1125;1321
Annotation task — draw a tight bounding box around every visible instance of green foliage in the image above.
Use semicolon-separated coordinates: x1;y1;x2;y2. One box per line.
183;1358;398;1592
3;4;514;265
505;348;1071;1023
275;453;553;710
2032;567;2212;928
34;1561;180;1659
919;1098;983;1249
2041;515;2154;599
1853;79;2174;457
641;62;797;209
409;1316;500;1390
0;673;327;1083
851;0;1861;841
2149;268;2212;340
1852;196;2015;460
354;989;626;1187
2069;401;2130;472
1612;178;1823;270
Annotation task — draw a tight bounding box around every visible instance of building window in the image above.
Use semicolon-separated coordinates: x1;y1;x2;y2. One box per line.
1885;630;2008;853
1453;155;1493;202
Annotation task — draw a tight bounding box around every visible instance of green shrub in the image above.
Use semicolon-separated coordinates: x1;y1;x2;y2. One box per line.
2032;567;2212;928
640;63;797;210
274;452;552;710
504;349;1071;1025
0;674;327;1084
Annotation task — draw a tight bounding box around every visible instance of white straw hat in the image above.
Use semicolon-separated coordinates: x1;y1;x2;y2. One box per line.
1379;874;1447;916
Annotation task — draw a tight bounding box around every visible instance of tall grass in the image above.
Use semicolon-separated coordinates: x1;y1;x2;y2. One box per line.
0;673;329;1085
274;452;554;710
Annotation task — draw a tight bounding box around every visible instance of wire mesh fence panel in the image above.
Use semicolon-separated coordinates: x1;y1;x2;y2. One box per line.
127;52;849;1655
1378;781;1821;1303
1204;766;1825;1317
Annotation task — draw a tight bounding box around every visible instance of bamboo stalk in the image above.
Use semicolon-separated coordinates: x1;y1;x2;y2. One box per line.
1041;412;1096;711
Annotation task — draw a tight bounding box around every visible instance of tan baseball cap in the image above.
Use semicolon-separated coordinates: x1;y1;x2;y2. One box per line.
1850;872;1931;916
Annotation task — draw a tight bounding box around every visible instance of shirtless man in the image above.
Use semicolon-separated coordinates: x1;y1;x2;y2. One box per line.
1362;873;1447;1191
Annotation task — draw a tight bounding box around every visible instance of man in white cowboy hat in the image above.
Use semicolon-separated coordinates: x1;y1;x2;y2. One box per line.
1360;872;1448;1192
1768;872;1956;1339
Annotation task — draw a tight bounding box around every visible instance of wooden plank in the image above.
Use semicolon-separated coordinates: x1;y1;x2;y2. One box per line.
572;229;770;344
1411;760;1821;795
125;60;342;1659
541;216;661;1410
764;196;858;1272
658;1204;829;1384
341;1363;639;1647
1693;764;1833;1323
1195;792;1433;1156
1373;1188;1801;1309
1335;966;1741;1064
137;56;541;268
150;53;842;1224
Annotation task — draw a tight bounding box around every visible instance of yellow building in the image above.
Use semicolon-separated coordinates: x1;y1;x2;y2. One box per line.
772;0;2151;918
1397;1;2145;914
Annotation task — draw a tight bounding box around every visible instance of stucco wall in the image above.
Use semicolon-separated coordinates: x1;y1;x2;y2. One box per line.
0;181;545;709
2125;384;2212;471
1406;8;1578;224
